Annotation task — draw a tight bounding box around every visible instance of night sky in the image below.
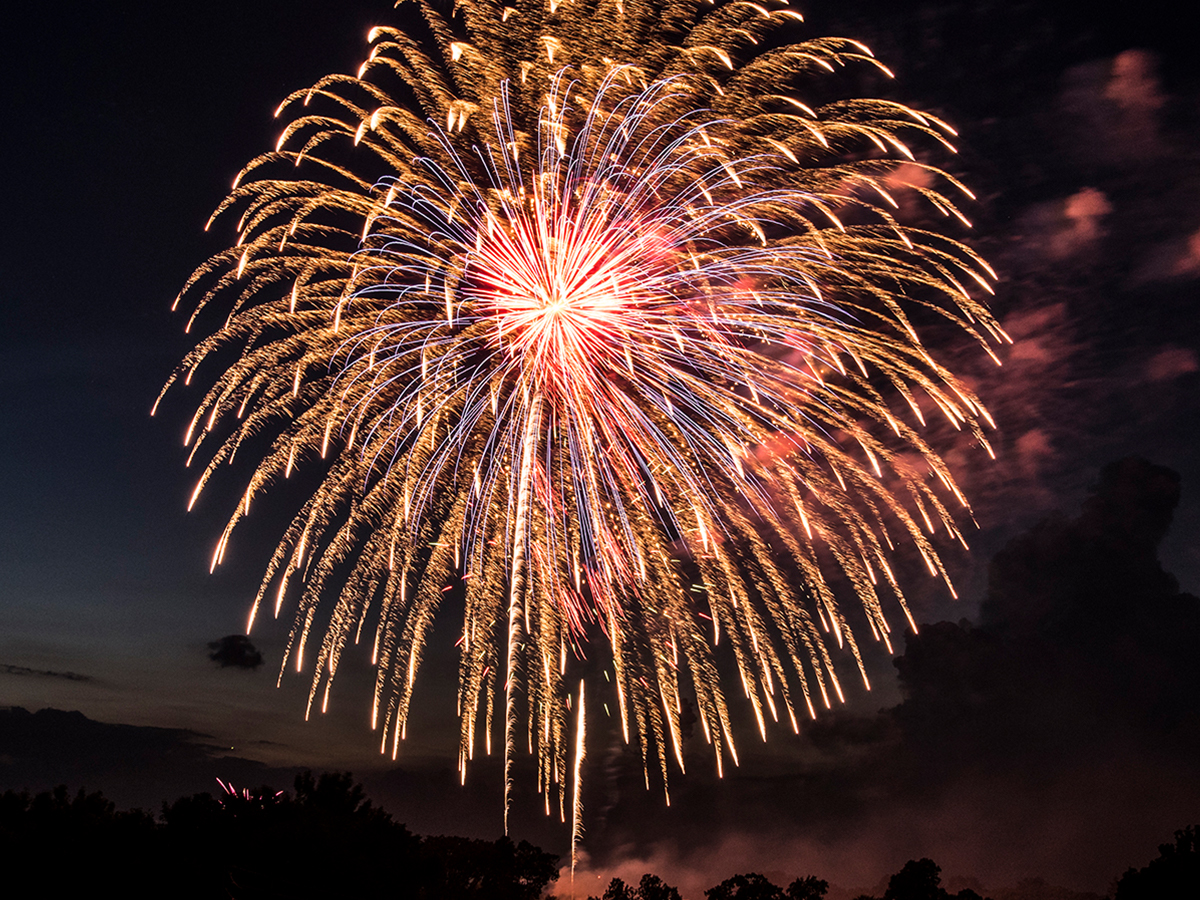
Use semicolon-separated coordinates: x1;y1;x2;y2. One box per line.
2;2;1197;897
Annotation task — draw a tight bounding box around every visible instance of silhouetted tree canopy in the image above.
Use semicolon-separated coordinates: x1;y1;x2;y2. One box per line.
592;873;684;900
0;785;159;894
420;833;558;899
885;859;945;900
786;876;829;900
706;872;788;900
1;771;558;899
1115;826;1199;899
845;857;992;900
4;771;1187;899
158;771;423;898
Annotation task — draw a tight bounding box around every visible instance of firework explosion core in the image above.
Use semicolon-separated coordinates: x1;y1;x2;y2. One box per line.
162;0;1003;843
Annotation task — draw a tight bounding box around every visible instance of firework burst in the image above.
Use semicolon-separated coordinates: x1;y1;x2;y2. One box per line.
162;0;1003;840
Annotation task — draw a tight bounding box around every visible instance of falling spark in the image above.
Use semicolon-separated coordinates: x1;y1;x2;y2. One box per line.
571;680;586;881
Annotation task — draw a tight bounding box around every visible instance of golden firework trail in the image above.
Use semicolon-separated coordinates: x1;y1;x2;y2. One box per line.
161;0;1004;849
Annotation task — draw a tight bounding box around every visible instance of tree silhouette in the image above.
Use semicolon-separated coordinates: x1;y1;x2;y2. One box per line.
638;873;685;900
420;834;558;900
595;877;637;900
0;772;567;898
1115;826;1199;899
849;859;991;900
159;771;423;898
593;873;684;900
787;875;829;900
706;872;788;900
1;785;159;895
159;771;558;898
697;872;828;900
885;859;944;900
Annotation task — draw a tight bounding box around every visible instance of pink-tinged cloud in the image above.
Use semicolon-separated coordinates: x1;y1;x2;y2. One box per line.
1011;188;1111;264
1057;50;1165;166
1042;188;1112;260
1128;226;1200;285
1169;227;1200;277
1104;50;1164;116
1144;346;1199;382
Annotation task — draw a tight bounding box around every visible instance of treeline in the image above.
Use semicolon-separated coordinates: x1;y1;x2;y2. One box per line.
1;772;1194;898
0;771;554;898
590;860;981;900
593;831;1198;900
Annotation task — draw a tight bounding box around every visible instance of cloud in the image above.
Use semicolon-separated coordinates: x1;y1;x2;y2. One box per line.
207;635;264;670
566;460;1200;895
1169;227;1200;277
1104;50;1164;118
934;301;1086;533
1;663;92;682
1013;188;1111;264
1053;188;1111;258
1057;50;1165;167
893;459;1199;766
1143;347;1199;382
0;707;295;812
887;459;1200;883
1130;226;1200;284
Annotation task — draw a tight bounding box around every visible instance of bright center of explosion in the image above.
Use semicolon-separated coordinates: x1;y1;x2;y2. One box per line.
474;207;667;394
